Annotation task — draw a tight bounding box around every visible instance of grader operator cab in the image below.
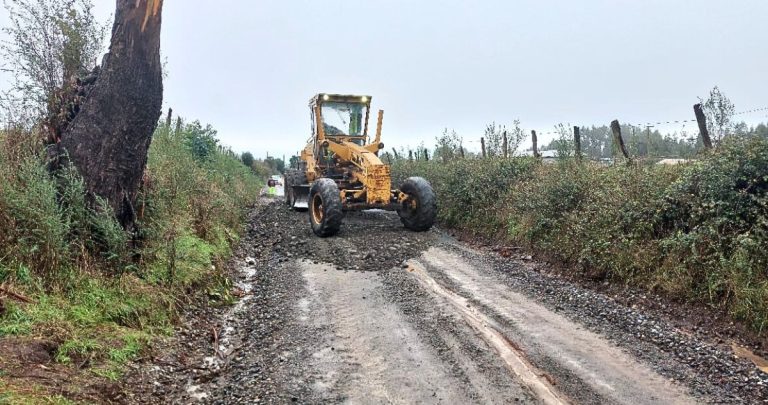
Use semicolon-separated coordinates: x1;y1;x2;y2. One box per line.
285;93;436;237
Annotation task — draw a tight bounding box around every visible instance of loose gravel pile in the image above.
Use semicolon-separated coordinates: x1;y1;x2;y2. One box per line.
255;204;437;271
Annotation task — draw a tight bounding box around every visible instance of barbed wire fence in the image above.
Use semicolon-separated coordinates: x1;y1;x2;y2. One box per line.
391;105;767;163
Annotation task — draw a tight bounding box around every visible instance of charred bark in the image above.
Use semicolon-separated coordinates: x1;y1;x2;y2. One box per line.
60;0;164;229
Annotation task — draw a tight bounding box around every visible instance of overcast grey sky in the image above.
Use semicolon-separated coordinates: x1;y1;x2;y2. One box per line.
2;0;767;157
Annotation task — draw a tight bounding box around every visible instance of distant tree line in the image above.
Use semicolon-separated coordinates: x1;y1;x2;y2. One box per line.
240;151;284;178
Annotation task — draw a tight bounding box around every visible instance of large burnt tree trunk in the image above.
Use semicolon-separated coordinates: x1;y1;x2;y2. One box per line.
60;0;164;229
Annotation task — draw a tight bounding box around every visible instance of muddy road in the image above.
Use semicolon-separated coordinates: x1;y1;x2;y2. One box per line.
126;200;768;404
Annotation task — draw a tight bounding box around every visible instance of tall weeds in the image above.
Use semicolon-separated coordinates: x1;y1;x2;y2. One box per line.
0;118;261;376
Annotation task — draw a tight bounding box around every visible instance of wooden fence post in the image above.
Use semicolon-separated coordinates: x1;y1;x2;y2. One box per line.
408;150;413;161
424;148;429;161
531;130;539;158
610;120;630;161
573;126;581;161
165;107;173;128
502;130;508;158
693;103;713;149
480;137;486;158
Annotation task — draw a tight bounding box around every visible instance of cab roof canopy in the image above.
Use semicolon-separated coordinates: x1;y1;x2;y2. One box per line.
310;93;372;106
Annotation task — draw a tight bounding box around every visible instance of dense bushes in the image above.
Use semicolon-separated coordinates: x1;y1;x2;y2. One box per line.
0;130;126;287
138;122;259;287
393;157;538;233
393;137;768;332
0;119;261;382
654;137;768;329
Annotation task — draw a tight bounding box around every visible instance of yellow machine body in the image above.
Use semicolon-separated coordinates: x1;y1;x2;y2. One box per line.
292;93;397;210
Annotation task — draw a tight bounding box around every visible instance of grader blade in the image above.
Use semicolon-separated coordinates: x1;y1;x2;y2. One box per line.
292;185;310;209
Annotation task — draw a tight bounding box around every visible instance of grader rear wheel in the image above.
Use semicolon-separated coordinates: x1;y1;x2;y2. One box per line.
309;178;343;237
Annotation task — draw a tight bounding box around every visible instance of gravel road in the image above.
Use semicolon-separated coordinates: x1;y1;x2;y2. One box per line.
125;199;768;404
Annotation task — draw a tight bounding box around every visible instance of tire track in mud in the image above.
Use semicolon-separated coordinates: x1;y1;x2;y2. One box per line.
405;261;568;404
409;247;696;405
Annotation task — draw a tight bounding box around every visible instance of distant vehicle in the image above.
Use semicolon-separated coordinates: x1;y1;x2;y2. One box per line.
267;175;282;197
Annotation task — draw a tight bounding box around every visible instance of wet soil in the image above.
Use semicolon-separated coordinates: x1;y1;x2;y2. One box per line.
121;199;768;404
0;338;123;403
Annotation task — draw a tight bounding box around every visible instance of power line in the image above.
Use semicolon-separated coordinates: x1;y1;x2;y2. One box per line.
734;106;768;116
633;106;768;128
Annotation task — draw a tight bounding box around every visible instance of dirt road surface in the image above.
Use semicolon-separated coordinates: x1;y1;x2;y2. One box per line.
125;199;768;404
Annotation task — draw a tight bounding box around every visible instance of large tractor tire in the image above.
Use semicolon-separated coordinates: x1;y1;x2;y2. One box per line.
291;171;309;211
397;177;437;232
309;178;343;237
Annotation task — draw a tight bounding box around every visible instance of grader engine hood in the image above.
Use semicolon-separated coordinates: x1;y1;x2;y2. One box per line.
362;163;392;205
326;139;392;205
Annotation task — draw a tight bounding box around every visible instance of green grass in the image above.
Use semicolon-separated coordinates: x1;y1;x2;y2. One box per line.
0;379;86;404
0;119;262;399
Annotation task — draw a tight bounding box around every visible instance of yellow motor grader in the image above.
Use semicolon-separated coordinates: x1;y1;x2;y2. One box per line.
285;93;436;237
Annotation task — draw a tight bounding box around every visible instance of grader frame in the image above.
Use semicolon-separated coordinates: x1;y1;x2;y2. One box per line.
285;93;436;237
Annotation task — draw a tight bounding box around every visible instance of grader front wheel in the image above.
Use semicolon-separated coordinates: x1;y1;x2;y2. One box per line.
397;177;437;232
309;178;343;237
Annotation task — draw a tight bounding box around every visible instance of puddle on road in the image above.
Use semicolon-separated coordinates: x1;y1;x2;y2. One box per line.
732;343;768;374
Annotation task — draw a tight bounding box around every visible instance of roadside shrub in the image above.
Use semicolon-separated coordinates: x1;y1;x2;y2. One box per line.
139;120;260;288
393;157;537;234
0;117;261;382
654;137;768;331
506;161;680;281
0;132;72;283
0;131;130;287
